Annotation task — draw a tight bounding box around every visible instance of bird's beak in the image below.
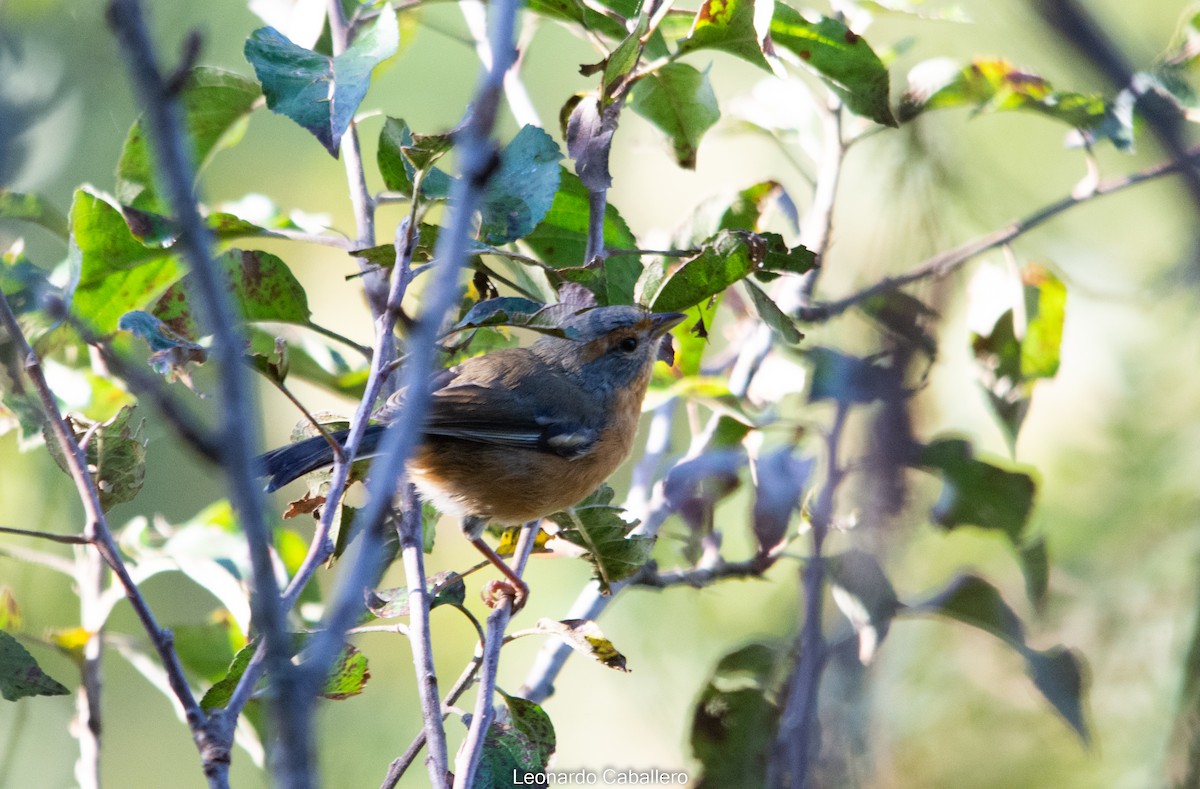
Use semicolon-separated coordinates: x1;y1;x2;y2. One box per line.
651;311;687;336
652;311;686;365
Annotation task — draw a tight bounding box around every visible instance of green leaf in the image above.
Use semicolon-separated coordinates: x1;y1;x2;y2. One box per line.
321;641;370;700
69;187;184;334
116;67;261;212
522;169;641;304
472;720;545;789
0;190;69;238
200;639;257;710
828;549;900;663
645;229;814;313
376;117;454;197
497;689;556;770
742;279;802;344
718;180;798;233
901;58;1131;149
691;643;779;789
479;125;563;245
245;12;399;156
768;6;897;127
909;574;1090;742
45;406;146;513
1026;646;1090;743
525;0;629;41
365;571;466;618
678;0;771;71
548;504;653;593
916;437;1036;542
1020;267;1066;380
912;573;1025;651
1019;535;1049;612
0;631;70;701
153;249;310;339
532;618;630;671
603;14;651;98
173;616;243;685
630;63;721;169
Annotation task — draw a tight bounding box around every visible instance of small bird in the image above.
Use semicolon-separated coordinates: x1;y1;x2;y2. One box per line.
258;305;686;608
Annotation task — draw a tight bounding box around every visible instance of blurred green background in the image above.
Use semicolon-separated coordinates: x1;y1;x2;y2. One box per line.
2;0;1199;786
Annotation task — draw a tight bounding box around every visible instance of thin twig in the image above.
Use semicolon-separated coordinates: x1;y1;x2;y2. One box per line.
398;487;451;787
0;525;91;545
802;146;1200;322
327;0;387;319
74;545;105;789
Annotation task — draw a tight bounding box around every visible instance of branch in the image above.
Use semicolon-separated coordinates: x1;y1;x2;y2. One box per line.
0;525;91;545
105;1;287;783
0;286;214;779
766;403;847;788
398;487;450;787
453;523;539;789
293;0;524;765
802;146;1200;322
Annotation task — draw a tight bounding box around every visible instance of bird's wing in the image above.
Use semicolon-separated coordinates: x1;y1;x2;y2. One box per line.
422;353;603;458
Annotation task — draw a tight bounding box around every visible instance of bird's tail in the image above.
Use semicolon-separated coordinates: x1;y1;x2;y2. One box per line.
257;424;387;492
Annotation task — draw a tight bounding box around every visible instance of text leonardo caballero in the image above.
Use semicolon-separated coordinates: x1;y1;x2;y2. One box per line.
513;767;690;785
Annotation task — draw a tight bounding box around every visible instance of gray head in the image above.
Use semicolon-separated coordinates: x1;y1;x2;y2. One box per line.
533;305;686;396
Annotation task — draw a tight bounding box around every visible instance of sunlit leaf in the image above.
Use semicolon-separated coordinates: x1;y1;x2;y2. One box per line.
532;618;630;671
678;0;771;70
644;230;814;312
69;187;183;335
768;6;897;127
153;249;310;339
321;641;370;700
901;58;1131;149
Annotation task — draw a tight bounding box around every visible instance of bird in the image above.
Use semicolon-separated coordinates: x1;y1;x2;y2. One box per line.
258;304;686;608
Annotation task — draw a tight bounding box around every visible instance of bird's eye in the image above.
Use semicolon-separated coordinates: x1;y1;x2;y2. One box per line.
616;336;639;353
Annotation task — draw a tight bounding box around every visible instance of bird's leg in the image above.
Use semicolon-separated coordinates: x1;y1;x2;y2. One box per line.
462;515;528;610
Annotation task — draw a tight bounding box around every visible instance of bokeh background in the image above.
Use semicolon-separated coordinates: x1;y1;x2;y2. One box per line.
2;0;1199;786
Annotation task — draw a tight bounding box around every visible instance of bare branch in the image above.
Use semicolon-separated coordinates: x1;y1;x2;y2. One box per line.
0;525;91;545
802;147;1200;322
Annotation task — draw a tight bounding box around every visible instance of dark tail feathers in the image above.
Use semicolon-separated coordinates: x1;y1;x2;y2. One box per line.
258;424;387;492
